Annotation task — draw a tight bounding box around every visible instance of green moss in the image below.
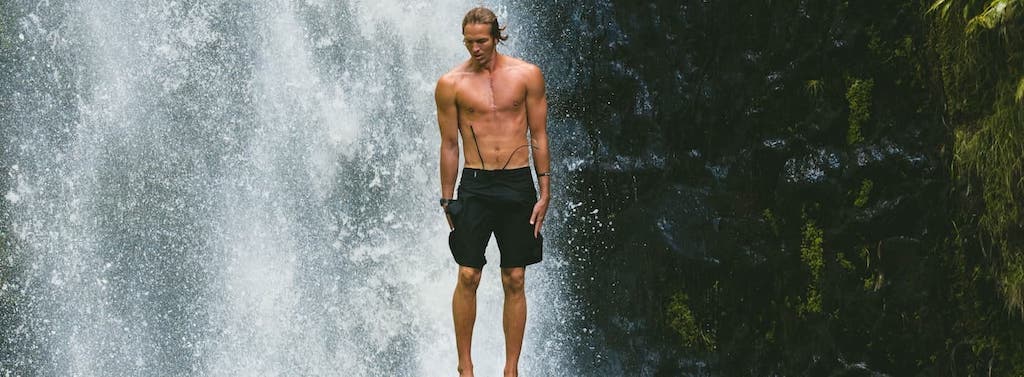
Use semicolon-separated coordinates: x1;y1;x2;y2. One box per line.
854;179;874;208
801;219;825;281
933;0;1024;323
1015;76;1024;103
1000;252;1024;315
867;30;883;55
897;36;914;58
667;292;715;351
762;208;780;236
966;0;1021;33
836;251;855;272
930;0;1004;117
799;217;825;315
863;276;876;291
845;78;874;145
800;288;823;317
805;79;824;97
858;246;878;291
954;90;1024;312
928;0;949;17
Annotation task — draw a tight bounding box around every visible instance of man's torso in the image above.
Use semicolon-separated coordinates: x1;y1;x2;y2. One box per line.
449;57;533;171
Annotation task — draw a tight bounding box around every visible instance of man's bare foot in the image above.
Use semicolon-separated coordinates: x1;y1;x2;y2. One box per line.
457;365;474;377
503;367;518;377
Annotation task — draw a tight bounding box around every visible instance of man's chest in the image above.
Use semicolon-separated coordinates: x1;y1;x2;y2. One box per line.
455;74;527;114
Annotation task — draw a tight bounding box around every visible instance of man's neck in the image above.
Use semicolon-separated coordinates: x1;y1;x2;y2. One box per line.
474;53;500;72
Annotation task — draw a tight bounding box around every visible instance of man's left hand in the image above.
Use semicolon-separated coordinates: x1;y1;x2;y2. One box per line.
530;197;549;238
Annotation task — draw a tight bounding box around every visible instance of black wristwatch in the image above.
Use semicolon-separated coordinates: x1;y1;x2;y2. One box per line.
440;198;453;207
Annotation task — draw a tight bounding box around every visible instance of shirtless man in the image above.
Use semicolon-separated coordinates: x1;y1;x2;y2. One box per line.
435;7;551;377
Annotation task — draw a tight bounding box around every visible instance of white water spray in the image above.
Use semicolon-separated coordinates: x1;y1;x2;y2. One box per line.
1;0;575;375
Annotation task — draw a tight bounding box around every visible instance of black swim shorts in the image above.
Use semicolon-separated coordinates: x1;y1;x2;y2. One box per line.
447;167;543;269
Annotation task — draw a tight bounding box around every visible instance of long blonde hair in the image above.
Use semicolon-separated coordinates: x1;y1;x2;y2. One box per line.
461;7;508;44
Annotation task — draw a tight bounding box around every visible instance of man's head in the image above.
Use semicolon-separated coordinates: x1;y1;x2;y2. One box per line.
462;7;507;44
462;7;506;67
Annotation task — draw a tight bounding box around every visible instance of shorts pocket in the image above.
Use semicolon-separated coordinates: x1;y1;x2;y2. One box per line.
446;199;463;217
448;200;464;229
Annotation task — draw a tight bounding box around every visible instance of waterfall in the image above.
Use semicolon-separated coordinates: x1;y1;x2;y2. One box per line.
0;0;574;375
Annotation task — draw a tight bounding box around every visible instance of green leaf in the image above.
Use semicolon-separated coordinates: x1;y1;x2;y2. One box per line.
928;0;953;18
967;0;1015;33
1016;77;1024;103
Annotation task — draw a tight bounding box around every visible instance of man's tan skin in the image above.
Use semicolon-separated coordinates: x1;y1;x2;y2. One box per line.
435;14;550;377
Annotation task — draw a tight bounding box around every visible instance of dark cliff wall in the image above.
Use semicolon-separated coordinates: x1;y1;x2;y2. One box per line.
514;0;1024;375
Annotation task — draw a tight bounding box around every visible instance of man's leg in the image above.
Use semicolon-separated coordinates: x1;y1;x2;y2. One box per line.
453;266;482;376
500;267;527;377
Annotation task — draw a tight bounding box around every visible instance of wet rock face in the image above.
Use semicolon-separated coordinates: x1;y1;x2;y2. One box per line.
518;0;950;374
619;185;715;263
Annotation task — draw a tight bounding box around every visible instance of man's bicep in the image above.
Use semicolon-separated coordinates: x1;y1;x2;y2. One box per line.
435;77;456;113
525;67;548;131
436;79;460;140
525;66;546;101
438;111;459;141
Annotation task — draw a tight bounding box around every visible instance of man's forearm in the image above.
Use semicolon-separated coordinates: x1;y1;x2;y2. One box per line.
536;168;550;200
532;138;551;200
440;143;460;199
538;175;550;200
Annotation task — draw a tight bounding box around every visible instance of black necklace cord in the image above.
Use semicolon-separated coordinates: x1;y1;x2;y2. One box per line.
469;125;486;170
501;144;536;170
469;126;536;171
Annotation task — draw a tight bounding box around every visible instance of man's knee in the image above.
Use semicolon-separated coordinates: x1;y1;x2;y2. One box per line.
457;267;482;290
501;268;525;293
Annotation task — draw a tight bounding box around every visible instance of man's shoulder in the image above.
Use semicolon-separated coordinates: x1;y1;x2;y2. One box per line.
440;61;474;77
438;62;475;89
501;58;543;85
503;56;541;74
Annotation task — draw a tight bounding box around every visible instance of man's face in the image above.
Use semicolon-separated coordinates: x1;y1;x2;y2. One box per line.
462;23;495;67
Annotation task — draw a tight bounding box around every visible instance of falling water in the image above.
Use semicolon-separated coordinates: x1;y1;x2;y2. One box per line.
0;0;575;375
